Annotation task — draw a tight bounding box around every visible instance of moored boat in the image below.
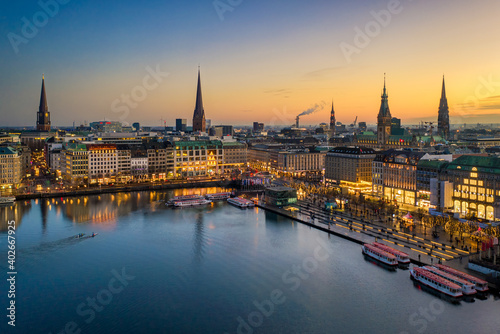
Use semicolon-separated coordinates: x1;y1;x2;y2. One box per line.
206;192;232;200
166;195;204;205
227;197;255;208
434;264;489;292
423;266;476;295
410;267;463;298
373;242;411;264
173;199;212;207
0;197;16;205
362;243;398;266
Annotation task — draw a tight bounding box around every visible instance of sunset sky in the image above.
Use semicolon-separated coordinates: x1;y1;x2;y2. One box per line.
1;0;499;128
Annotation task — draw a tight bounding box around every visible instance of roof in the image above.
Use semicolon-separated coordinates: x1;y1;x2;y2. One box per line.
174;140;222;147
328;146;376;155
0;147;17;155
374;149;425;165
446;155;500;175
417;159;449;169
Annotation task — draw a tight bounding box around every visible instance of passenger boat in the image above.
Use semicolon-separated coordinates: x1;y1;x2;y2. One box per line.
206;192;232;200
362;243;398;266
434;264;489;292
166;195;204;205
373;242;411;264
0;197;16;205
423;266;476;295
173;199;212;207
227;197;255;208
410;267;463;298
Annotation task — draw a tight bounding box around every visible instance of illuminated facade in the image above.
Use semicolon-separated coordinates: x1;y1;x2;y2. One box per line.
172;140;223;177
221;141;247;174
0;147;22;186
441;155;500;221
373;150;425;205
62;144;89;182
88;144;118;182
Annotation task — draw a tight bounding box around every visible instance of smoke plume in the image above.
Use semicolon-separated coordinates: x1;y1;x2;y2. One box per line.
298;101;326;117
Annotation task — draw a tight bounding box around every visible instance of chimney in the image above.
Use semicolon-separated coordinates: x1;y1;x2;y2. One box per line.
296;116;299;128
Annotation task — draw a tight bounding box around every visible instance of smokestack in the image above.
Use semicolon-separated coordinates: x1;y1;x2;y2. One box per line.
296;116;299;128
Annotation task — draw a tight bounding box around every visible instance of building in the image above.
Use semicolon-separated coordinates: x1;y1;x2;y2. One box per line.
437;76;450;140
146;141;170;180
441;155;500;220
222;141;247;174
253;122;264;133
329;101;336;138
116;145;132;181
373;149;426;205
89;121;123;133
131;151;148;180
132;122;141;131
377;77;392;147
264;186;297;207
0;147;22;187
325;146;376;194
274;150;325;178
209;125;233;137
87;144;117;183
192;69;206;132
416;159;450;208
176;119;187;132
172;140;223;178
36;75;51;132
62;143;89;183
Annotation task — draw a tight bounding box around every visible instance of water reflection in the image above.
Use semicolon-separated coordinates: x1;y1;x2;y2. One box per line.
193;213;205;263
0;202;31;232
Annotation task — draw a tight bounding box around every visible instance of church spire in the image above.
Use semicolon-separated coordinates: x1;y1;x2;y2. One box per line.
192;67;206;132
437;75;450;139
36;75;51;132
329;100;336;137
378;74;391;118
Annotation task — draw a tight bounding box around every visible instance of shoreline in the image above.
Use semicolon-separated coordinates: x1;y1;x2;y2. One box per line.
14;180;238;200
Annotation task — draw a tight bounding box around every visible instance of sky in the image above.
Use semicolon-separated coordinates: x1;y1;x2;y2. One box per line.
1;0;500;128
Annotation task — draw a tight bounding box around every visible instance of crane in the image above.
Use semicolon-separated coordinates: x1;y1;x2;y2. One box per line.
350;116;358;127
424;121;434;136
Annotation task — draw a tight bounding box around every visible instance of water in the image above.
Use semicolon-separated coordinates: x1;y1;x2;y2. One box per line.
0;189;499;334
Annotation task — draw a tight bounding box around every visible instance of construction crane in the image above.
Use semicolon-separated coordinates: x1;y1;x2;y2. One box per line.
424;121;434;136
350;116;358;128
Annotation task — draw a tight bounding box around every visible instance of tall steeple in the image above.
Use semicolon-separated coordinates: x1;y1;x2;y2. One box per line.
329;100;336;137
36;75;51;132
192;67;206;132
377;74;392;147
437;75;450;140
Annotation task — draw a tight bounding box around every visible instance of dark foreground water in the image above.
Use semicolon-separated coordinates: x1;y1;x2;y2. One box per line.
0;189;499;334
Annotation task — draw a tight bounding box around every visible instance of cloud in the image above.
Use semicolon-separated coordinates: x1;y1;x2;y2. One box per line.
264;89;292;96
301;66;345;81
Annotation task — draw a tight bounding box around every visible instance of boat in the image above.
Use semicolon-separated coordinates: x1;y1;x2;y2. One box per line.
423;266;476;295
362;243;398;266
166;195;204;205
373;242;411;264
227;197;255;208
91;233;98;238
75;233;86;239
434;264;489;292
410;266;463;298
206;192;232;200
0;197;16;205
173;199;212;207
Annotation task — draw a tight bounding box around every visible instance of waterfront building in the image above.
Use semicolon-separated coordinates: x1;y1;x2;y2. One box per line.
146;141;171;180
264;186;297;207
172;140;223;178
325;146;376;194
88;144;117;184
192;69;206;133
440;155;500;220
36;75;51;132
221;141;247;174
130;152;148;180
62;143;89;183
416;158;451;208
437;76;450;140
373;149;426;205
116;145;132;182
0;147;22;187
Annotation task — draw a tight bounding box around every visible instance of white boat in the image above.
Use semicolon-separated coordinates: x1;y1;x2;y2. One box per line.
362;243;398;266
424;266;476;295
227;197;255;208
0;197;16;205
434;264;489;292
410;267;463;298
173;199;212;207
206;192;232;200
373;242;411;264
166;195;204;205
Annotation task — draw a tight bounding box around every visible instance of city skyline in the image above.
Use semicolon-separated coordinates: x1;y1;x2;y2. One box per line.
1;0;500;127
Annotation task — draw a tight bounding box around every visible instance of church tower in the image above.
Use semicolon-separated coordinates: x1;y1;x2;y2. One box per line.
329;100;336;138
192;68;206;132
36;75;51;132
377;75;392;147
437;76;450;140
